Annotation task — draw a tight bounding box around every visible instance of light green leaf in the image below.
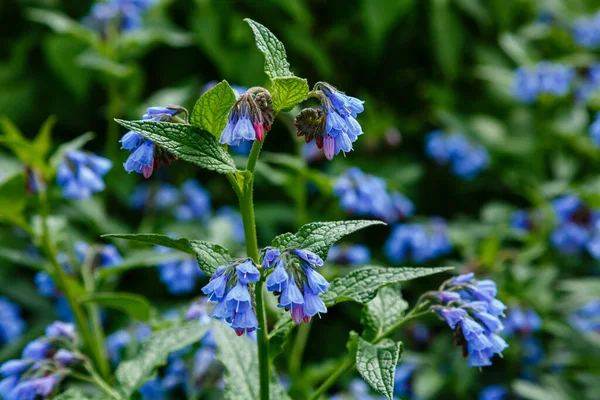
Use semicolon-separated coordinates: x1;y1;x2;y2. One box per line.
76;51;134;79
114;120;237;174
50;387;98;400
214;324;291;400
271;220;386;260
79;292;151;321
26;8;98;46
116;322;210;397
33;116;57;157
356;337;403;400
0;173;28;226
102;234;231;276
321;265;453;306
361;286;408;342
190;80;237;137
49;132;95;169
244;19;293;79
271;77;308;112
0;117;47;172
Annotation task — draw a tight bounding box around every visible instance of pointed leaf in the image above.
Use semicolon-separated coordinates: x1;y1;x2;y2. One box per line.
114;120;237;174
33;115;57;156
79;292;151;321
244;19;293;79
361;285;408;342
321;265;453;306
356;337;403;400
115;322;210;397
271;77;309;112
190;80;237;137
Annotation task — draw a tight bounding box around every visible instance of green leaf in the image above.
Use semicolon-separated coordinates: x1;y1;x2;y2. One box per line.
0;173;27;226
429;0;464;80
0;247;48;271
50;387;98;400
116;322;210;397
103;234;231;276
244;19;293;79
190;80;237;137
271;220;386;260
271;77;308;112
356;337;403;400
26;8;98;46
321;265;454;306
361;285;408;342
0;117;47;172
79;292;151;321
49;132;95;169
33;115;56;157
362;0;414;54
114;120;237;174
214;324;291;400
268;313;293;361
95;250;188;281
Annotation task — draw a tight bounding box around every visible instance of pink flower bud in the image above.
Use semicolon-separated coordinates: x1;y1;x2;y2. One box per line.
323;135;335;160
253;121;265;141
291;304;305;324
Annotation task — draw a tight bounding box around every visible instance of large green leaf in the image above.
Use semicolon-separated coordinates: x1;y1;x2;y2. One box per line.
103;234;231;275
190;80;237;137
356;337;403;400
271;220;386;260
114;120;237;174
214;324;291;400
321;265;453;306
115;322;210;397
79;292;151;321
361;285;408;342
244;19;293;79
271;77;308;112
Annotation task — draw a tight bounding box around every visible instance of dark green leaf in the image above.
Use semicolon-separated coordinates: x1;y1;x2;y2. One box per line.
271;77;308;112
95;250;188;281
321;265;453;306
103;233;196;255
361;286;408;342
244;19;293;79
356;337;403;400
362;0;414;54
190;80;237;137
0;248;48;271
116;322;210;397
114;120;237;174
429;0;464;80
79;292;151;321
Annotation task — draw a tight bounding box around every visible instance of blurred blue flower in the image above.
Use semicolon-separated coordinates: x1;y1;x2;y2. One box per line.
0;297;25;344
174;180;211;221
56;150;112;200
328;244;371;265
393;358;417;397
573;12;600;49
568;300;600;332
129;183;179;210
215;206;245;244
155;246;204;295
503;306;542;336
425;132;489;179
479;385;507;400
85;0;156;34
550;195;600;258
385;219;452;264
511;210;532;233
106;330;131;364
589;112;600;147
230;140;253;156
521;336;545;365
513;62;575;104
139;377;167;400
334;167;414;222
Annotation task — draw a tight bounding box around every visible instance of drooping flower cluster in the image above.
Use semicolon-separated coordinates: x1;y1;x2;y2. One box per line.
264;248;330;325
327;244;371;266
155;245;204;295
568;300;600;333
56;150;112;200
550;195;600;258
130;180;211;221
0;322;78;400
431;273;508;367
219;88;273;146
0;297;25;345
572;11;600;50
334;167;414;222
35;242;123;320
84;0;156;34
295;82;365;160
425;131;490;179
385;219;452;264
202;259;261;336
512;62;575;104
120;106;186;178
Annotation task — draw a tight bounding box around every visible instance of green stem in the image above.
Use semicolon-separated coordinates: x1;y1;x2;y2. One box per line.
84;360;123;399
288;319;311;377
308;358;354;400
234;138;269;400
37;192;110;379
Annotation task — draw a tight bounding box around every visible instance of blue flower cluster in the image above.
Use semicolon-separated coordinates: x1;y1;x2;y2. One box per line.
512;62;575;104
568;300;600;333
393;358;418;399
130;180;211;222
589;112;600;147
56;150;112;200
384;219;452;264
327;244;371;266
0;322;77;400
0;297;25;345
35;242;123;319
550;195;600;258
219;89;272;146
202;259;261;336
432;273;508;367
425;131;490;179
334;167;414;222
573;12;600;49
503;306;544;366
120;107;184;178
84;0;155;33
264;248;330;324
155;245;204;295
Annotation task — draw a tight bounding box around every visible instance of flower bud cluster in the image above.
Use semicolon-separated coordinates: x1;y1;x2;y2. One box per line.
219;88;274;146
